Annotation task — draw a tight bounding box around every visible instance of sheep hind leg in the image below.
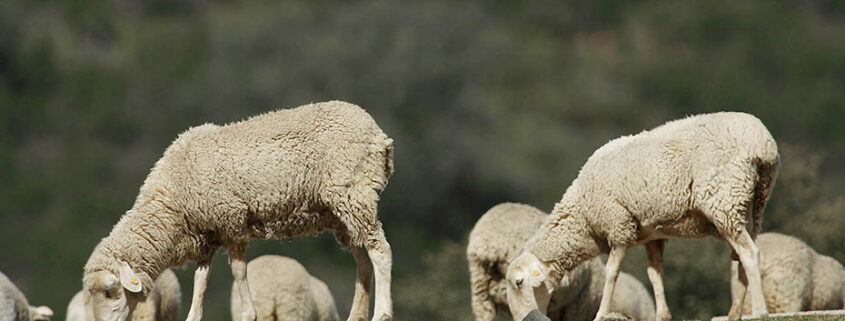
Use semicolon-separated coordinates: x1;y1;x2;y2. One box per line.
645;240;672;321
723;229;767;319
228;245;257;321
366;228;393;321
347;246;373;321
330;186;393;321
594;246;627;321
728;261;748;320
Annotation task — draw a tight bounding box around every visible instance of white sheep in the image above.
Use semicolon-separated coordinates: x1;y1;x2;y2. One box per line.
82;101;395;321
230;255;339;321
68;269;181;321
505;112;779;321
729;232;845;315
0;270;53;321
467;202;655;321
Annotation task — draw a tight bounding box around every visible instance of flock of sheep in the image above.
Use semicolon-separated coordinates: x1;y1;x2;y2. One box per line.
1;101;843;321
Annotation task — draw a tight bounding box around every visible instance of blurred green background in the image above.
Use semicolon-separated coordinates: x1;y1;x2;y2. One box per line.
1;0;844;320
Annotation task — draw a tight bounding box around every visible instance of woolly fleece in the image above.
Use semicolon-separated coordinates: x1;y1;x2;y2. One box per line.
69;269;181;321
511;112;779;320
0;271;53;321
230;255;339;321
82;101;394;321
467;203;655;321
731;233;845;313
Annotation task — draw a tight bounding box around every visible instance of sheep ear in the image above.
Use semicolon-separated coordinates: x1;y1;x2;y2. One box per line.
118;261;142;293
527;269;545;287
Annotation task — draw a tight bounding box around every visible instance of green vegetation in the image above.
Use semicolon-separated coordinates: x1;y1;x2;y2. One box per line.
1;1;843;321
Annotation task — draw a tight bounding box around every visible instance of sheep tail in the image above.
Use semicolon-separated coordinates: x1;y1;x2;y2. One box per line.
750;156;779;239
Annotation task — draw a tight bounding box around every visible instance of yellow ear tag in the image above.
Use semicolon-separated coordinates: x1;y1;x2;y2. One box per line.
531;270;540;276
130;278;139;285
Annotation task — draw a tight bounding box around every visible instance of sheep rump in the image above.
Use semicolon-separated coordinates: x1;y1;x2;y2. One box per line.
730;233;845;314
82;101;395;321
230;255;339;321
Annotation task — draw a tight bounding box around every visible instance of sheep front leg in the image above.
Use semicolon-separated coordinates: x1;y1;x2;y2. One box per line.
229;246;257;321
367;230;393;321
185;263;211;321
594;246;627;321
348;246;373;321
645;240;672;321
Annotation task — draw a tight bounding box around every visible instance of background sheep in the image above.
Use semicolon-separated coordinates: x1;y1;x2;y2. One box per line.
230;255;339;321
505;112;779;321
1;270;53;321
730;232;845;315
81;101;395;321
67;269;181;321
467;203;654;321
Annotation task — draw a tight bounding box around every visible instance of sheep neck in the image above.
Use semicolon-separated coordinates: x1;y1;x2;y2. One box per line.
528;201;602;284
85;198;193;295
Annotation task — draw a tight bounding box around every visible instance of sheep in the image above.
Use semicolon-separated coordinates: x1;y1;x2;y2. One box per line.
230;255;339;321
729;232;845;315
467;202;655;321
1;271;54;321
81;101;395;321
504;112;779;321
68;269;181;321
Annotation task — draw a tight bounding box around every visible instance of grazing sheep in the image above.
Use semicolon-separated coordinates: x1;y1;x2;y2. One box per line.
467;203;654;321
82;101;395;321
505;112;779;321
230;255;339;321
730;233;845;315
68;269;181;321
0;270;53;321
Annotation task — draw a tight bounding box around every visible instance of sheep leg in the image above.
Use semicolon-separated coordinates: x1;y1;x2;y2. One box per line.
228;246;257;321
728;260;748;320
185;263;211;321
468;257;496;321
348;246;373;321
594;246;627;321
366;229;393;321
645;240;671;321
724;229;767;319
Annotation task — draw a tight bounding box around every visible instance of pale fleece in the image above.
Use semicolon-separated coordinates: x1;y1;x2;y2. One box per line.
528;112;778;274
467;203;654;321
82;101;394;310
68;270;181;321
230;256;339;321
509;112;778;321
0;271;53;321
731;233;845;313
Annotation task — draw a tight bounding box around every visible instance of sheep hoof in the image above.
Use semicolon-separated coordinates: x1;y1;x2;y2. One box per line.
598;312;634;321
377;313;392;321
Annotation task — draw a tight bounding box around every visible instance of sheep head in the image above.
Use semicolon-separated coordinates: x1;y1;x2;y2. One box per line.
506;252;552;321
83;261;144;321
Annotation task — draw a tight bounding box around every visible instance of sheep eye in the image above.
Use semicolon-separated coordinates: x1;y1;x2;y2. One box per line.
515;279;524;287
